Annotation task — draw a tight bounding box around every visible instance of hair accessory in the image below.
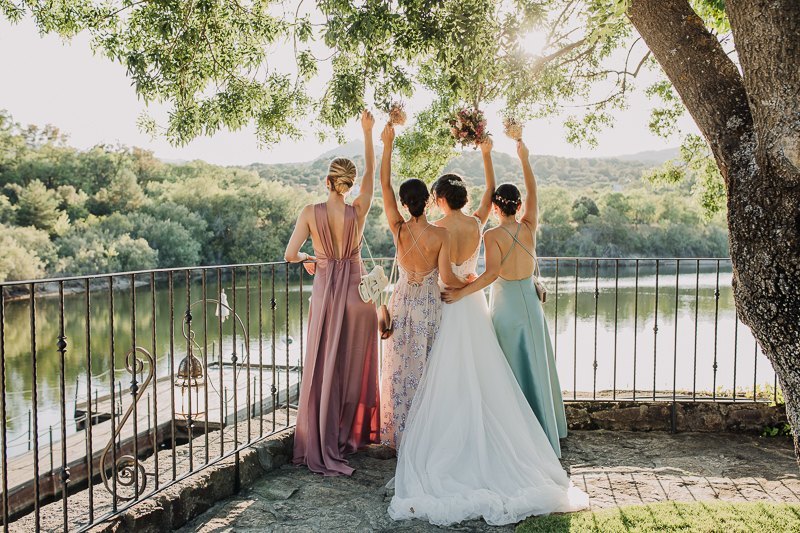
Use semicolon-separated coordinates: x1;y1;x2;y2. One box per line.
448;179;466;188
493;195;520;205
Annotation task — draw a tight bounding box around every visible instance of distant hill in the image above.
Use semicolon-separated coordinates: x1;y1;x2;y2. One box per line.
442;150;653;190
316;140;366;161
246;142;679;192
612;147;679;165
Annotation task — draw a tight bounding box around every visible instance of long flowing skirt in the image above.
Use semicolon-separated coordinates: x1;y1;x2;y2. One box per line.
380;270;442;449
389;291;588;526
292;259;380;476
490;276;567;457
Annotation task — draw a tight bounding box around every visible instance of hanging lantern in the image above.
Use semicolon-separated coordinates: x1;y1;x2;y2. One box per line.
176;353;206;421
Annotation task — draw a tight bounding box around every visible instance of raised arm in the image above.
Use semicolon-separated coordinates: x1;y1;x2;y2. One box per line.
472;137;496;225
379;123;405;234
518;140;538;230
437;230;467;289
352;110;376;218
442;230;501;302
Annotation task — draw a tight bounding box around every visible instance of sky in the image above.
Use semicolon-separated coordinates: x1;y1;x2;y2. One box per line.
0;18;700;166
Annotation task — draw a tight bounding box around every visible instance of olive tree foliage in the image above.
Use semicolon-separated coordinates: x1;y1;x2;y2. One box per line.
0;1;710;182
319;0;730;193
1;0;312;145
0;1;691;178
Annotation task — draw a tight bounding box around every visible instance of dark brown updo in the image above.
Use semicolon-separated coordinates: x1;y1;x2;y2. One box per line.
492;183;522;217
399;178;430;217
432;173;468;210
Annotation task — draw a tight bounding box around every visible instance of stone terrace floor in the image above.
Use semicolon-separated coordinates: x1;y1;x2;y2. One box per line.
178;430;800;532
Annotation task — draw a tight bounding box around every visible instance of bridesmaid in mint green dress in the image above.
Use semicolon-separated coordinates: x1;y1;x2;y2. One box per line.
442;139;566;457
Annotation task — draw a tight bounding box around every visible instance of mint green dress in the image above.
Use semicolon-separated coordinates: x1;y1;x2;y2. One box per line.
489;223;567;457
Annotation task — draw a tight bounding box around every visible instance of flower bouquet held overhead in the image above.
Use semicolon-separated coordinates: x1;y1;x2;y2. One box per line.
387;101;407;127
503;115;524;141
449;107;489;148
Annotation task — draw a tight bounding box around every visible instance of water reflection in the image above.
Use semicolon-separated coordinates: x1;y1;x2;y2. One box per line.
0;260;775;458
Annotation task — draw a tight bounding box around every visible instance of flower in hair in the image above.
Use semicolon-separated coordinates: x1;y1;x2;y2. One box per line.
494;195;520;205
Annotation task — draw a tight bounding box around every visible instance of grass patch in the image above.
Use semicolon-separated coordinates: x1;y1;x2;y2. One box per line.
516;501;800;532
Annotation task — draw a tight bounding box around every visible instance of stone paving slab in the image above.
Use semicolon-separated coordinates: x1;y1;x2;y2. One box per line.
178;430;800;532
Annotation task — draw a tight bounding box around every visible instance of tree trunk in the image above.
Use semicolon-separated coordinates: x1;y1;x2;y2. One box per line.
629;0;800;456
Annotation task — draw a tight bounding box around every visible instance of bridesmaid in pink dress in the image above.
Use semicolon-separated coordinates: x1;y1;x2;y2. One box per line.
284;111;380;476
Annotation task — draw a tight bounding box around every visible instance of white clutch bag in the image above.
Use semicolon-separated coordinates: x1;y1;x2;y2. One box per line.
358;265;389;304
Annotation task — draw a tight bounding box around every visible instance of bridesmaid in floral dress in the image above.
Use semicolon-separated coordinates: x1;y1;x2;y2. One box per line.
378;123;466;449
284;111;380;476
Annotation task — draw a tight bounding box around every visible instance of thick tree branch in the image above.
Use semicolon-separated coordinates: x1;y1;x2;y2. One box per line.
531;38;586;68
627;0;754;186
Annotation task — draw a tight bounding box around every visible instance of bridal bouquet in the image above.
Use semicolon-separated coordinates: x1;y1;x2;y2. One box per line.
503;116;524;141
449;107;489;148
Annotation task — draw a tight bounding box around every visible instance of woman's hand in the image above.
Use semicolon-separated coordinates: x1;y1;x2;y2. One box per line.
361;109;375;132
516;139;529;160
302;254;317;275
381;122;395;145
466;273;478;283
441;287;463;304
479;136;493;155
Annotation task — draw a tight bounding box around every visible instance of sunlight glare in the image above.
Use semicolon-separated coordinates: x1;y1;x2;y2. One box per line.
519;30;549;57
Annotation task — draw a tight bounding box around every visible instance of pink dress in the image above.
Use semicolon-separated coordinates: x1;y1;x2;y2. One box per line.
292;203;380;476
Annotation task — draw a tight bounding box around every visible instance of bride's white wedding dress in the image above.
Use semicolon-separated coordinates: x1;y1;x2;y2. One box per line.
389;242;589;526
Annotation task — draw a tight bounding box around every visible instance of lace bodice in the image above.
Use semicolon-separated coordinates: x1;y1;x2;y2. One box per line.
451;242;481;281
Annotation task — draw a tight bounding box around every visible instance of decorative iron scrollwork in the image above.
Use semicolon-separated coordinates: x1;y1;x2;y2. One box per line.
99;297;251;503
99;346;155;502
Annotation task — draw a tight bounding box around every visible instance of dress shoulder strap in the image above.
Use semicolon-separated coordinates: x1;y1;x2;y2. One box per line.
499;223;536;264
397;222;434;267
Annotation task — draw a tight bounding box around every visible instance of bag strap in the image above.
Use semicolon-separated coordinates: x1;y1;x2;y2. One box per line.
381;257;399;307
361;234;377;269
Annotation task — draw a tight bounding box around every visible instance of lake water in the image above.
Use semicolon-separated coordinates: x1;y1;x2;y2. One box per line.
0;260;776;458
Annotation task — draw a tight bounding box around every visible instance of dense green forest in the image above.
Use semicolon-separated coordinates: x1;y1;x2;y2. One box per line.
0;112;310;282
0;112;727;282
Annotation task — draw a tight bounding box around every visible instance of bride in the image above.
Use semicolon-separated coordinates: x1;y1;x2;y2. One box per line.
388;138;589;527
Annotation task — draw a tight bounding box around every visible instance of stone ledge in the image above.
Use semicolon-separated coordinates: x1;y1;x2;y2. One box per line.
566;400;786;433
84;401;785;532
87;430;294;533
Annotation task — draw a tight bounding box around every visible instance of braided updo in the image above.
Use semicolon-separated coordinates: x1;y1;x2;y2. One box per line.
492;183;522;217
326;157;357;194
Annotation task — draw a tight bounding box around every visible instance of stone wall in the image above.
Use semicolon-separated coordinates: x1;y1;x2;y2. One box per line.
88;431;294;533
566;401;787;433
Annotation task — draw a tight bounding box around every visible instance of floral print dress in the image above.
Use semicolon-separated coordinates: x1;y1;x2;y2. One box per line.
380;225;443;449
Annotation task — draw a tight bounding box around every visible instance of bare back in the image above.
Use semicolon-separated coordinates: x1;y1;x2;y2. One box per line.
434;212;482;265
395;222;445;282
306;200;363;259
491;221;537;281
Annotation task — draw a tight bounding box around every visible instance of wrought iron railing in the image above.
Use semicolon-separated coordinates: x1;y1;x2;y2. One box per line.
0;256;778;531
0;261;307;532
536;258;777;404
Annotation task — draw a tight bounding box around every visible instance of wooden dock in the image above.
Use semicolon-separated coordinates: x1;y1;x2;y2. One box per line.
1;364;300;523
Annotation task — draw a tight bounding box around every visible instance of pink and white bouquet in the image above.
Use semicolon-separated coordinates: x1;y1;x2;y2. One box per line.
449;107;489;148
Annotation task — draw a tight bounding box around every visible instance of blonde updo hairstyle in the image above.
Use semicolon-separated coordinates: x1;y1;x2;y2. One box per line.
326;157;357;195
